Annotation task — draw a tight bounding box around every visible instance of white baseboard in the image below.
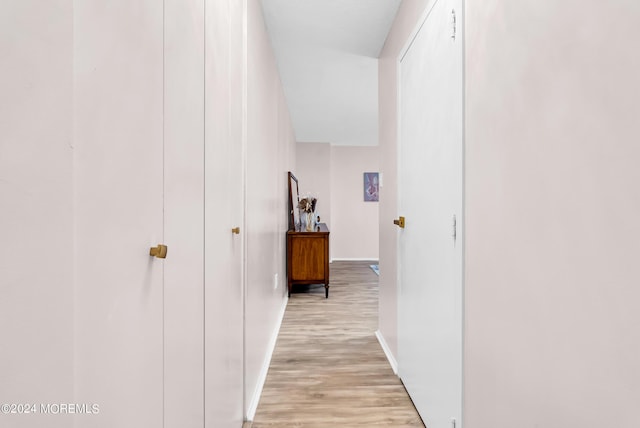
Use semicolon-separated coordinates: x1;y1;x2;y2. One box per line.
245;296;288;421
375;330;398;375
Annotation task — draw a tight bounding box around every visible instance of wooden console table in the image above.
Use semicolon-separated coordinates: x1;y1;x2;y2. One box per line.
286;223;330;298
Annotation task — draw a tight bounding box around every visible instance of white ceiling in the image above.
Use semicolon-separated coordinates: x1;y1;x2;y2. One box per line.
261;0;402;146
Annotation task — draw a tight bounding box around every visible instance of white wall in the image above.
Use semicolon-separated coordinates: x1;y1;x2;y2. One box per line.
330;146;379;260
2;0;296;425
244;0;296;415
0;2;74;427
296;142;331;230
464;1;640;427
296;143;379;260
381;0;640;427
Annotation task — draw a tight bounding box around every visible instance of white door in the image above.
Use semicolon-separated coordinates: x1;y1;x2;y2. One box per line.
204;0;245;425
74;1;165;426
74;1;245;427
163;0;206;426
397;0;464;426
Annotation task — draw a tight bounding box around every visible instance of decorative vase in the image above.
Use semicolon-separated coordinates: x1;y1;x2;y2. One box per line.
305;212;315;231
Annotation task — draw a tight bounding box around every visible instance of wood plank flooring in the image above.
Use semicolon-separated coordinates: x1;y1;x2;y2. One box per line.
248;261;424;427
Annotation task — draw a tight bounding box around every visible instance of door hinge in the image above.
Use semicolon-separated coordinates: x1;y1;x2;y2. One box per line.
453;215;457;241
451;9;457;41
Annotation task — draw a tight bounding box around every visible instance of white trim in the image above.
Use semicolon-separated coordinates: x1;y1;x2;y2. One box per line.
241;0;249;419
330;258;379;262
245;297;288;421
375;330;398;375
460;1;467;425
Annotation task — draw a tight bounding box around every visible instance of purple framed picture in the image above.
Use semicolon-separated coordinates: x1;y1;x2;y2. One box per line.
364;172;379;202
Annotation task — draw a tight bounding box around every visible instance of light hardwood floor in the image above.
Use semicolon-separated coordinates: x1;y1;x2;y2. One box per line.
247;261;424;427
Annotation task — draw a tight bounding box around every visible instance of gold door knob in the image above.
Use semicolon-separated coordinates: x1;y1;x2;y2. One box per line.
393;216;405;228
149;244;168;258
231;227;240;234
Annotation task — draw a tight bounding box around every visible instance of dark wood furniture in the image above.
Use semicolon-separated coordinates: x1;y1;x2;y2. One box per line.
286;223;330;298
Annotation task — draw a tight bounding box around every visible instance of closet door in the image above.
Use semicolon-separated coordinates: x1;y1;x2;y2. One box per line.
163;0;206;426
74;1;165;426
204;0;246;425
397;0;464;426
75;3;246;427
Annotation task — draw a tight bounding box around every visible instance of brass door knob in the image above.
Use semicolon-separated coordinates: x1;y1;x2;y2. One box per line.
149;244;168;258
232;227;240;235
393;216;405;228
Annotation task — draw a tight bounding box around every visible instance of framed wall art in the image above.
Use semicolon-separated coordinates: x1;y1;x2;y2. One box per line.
364;172;379;202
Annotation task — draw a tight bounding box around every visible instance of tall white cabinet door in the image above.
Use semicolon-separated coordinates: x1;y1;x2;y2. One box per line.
398;0;464;426
204;0;246;426
74;1;165;427
163;0;206;427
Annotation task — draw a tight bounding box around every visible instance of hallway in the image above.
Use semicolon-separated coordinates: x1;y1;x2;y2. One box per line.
249;261;423;427
3;1;640;426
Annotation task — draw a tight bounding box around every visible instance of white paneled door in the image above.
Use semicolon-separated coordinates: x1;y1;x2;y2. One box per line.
163;0;207;426
204;0;246;426
74;1;165;427
74;1;245;427
397;0;464;426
